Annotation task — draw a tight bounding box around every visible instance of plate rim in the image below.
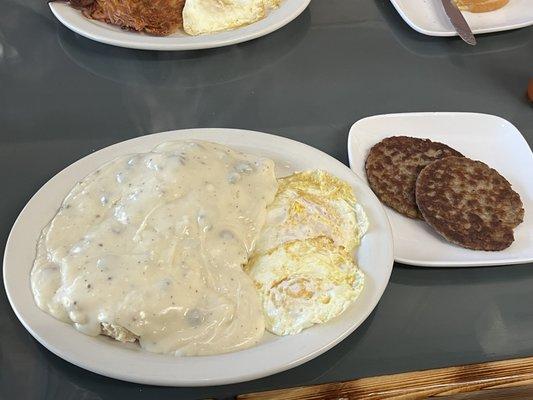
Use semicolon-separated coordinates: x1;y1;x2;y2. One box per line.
3;128;394;386
49;0;310;51
347;111;533;267
388;0;533;37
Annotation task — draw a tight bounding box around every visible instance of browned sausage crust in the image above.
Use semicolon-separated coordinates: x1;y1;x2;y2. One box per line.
365;136;463;219
415;156;524;251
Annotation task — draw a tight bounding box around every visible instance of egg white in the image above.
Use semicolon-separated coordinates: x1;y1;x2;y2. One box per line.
254;170;368;254
248;237;364;335
247;170;367;336
183;0;270;35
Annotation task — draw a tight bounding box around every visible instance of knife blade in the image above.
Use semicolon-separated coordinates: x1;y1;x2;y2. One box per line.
441;0;477;45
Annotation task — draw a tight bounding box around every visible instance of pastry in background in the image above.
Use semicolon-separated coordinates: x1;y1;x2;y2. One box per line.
453;0;509;13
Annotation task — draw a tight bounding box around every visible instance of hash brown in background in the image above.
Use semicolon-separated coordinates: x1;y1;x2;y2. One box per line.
69;0;185;36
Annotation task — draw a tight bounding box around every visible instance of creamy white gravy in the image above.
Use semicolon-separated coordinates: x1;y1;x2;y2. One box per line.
31;141;278;356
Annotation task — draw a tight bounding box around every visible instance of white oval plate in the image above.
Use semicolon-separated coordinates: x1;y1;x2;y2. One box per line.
348;113;533;267
4;128;393;386
389;0;533;37
49;0;310;51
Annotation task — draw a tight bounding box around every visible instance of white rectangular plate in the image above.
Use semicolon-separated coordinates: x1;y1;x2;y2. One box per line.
389;0;533;36
348;112;533;267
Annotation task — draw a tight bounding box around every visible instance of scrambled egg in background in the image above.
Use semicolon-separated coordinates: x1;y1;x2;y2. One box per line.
247;170;368;336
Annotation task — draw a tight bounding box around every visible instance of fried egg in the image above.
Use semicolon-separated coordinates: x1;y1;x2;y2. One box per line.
254;170;369;254
264;0;281;8
247;170;367;335
248;237;364;335
183;0;278;36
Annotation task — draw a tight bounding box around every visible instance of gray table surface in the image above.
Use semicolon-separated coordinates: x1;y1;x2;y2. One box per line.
1;0;533;399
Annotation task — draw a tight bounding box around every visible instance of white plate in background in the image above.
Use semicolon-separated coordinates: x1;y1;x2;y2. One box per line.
389;0;533;37
4;128;393;386
49;0;310;51
348;112;533;267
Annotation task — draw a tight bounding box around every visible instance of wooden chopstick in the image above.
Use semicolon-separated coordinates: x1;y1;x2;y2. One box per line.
237;356;533;399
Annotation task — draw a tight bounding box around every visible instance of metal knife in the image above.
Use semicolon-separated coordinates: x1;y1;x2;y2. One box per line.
441;0;477;45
